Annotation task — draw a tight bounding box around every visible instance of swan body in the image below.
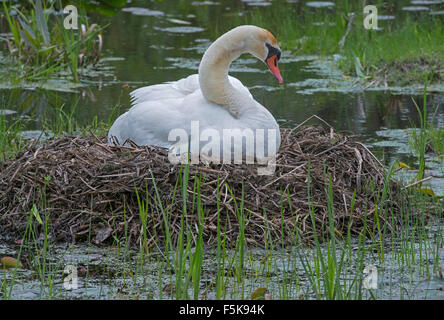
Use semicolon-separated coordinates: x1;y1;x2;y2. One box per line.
108;25;283;163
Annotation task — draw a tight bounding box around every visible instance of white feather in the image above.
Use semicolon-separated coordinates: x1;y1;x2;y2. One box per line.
108;26;281;160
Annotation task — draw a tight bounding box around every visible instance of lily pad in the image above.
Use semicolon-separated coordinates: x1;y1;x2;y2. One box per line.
121;7;164;16
18;130;54;141
191;1;219;5
411;0;444;4
306;1;335;8
163;57;200;70
0;109;17;115
153;26;205;33
244;1;272;6
167;18;192;25
312;22;336;26
251;287;270;300
0;256;23;269
429;10;444;14
402;6;430;11
378;15;396;20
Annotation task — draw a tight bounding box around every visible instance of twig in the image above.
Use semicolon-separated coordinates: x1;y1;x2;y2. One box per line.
403;176;432;189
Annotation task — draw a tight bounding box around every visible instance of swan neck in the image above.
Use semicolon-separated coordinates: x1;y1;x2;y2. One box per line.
198;34;244;110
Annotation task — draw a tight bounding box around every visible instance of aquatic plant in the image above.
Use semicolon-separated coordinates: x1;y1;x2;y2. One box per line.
409;103;444;161
1;0;104;82
0;96;25;161
239;1;444;87
408;82;444;194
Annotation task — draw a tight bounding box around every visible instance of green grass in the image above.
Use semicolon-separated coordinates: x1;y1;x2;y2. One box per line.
409;105;444;160
407;82;444;195
0;113;24;161
0;95;26;161
0;91;115;161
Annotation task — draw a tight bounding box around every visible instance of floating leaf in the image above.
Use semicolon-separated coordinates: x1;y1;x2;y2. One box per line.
394;161;409;170
420;188;435;196
251;287;269;300
398;161;409;169
0;256;23;269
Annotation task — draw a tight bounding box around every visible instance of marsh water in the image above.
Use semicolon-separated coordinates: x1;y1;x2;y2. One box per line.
1;0;444;299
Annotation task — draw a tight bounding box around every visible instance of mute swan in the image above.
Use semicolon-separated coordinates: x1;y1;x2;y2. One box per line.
108;25;283;163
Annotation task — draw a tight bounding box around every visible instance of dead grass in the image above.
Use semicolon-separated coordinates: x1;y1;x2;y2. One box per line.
0;125;404;247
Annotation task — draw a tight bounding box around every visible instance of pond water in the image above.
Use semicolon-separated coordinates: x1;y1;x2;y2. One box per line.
0;0;443;300
2;231;444;300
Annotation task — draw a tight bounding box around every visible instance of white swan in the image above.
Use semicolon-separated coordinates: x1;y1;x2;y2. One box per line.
108;25;283;163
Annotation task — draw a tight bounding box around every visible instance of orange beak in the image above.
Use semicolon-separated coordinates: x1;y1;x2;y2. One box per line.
266;55;283;84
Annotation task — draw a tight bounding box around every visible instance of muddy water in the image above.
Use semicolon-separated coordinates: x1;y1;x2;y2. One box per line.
0;0;443;299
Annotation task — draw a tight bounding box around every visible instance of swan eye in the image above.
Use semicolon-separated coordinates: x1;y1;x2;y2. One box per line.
265;43;281;62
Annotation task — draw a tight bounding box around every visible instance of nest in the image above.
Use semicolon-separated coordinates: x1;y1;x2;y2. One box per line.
0;125;402;247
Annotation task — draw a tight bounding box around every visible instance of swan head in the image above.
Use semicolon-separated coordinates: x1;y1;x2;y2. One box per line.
199;25;283;110
242;26;283;84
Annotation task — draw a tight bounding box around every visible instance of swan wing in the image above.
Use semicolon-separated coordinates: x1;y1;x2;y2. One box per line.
130;74;200;105
130;74;252;105
108;90;232;147
108;74;255;146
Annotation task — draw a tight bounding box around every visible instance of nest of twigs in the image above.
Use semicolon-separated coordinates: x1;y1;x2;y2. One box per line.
0;125;403;247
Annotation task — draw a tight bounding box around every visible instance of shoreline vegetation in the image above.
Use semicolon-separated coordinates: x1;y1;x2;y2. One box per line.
0;1;443;88
1;0;105;82
241;1;444;88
